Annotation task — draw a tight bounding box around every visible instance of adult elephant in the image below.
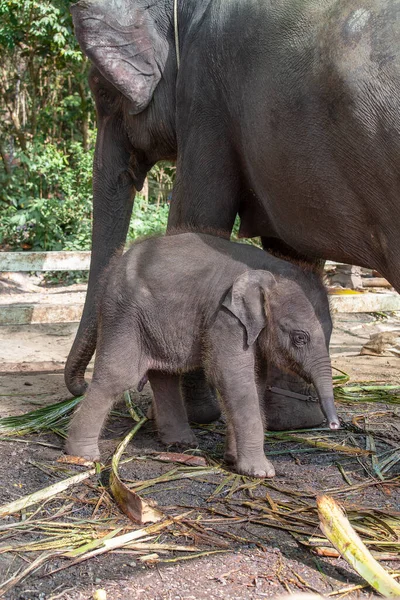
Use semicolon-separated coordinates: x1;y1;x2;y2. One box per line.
65;0;400;429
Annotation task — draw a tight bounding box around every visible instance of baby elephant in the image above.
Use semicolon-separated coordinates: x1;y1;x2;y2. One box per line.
66;232;339;477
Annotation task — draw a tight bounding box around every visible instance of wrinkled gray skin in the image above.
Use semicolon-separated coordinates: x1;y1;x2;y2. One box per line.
66;233;339;478
66;0;400;429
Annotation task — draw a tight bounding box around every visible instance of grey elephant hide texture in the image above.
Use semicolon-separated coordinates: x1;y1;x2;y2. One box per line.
65;0;400;418
66;233;338;478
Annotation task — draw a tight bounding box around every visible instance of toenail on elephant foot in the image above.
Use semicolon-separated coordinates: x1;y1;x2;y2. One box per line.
181;371;221;423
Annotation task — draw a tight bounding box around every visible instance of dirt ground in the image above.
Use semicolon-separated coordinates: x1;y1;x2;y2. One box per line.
0;278;399;600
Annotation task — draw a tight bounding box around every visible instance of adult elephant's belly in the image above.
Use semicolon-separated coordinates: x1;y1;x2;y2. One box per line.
239;170;365;264
235;0;400;284
239;114;400;282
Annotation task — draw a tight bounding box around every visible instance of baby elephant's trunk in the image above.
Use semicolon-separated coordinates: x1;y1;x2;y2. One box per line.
311;369;340;430
319;393;340;430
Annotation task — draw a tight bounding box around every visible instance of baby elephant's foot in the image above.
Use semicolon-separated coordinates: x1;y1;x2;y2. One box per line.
65;439;100;461
159;427;198;449
236;456;275;478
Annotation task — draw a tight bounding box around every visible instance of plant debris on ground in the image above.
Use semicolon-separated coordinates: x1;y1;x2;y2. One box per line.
0;378;399;598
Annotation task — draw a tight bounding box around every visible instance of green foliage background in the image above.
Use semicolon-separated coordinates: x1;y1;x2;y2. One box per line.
0;0;172;252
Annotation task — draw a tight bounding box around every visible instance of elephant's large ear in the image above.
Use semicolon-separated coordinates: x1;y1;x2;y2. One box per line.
222;271;276;347
71;0;164;114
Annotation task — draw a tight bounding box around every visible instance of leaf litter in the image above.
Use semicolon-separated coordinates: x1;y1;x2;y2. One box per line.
0;377;399;597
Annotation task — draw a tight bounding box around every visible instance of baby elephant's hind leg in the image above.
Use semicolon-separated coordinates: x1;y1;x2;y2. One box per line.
149;371;197;448
66;381;118;460
66;330;145;460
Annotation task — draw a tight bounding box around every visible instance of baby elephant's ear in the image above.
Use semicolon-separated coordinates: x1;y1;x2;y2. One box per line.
222;270;276;346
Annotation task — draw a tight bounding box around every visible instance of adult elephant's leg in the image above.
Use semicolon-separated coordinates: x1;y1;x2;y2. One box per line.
261;237;326;430
146;374;220;425
64;115;135;396
168;127;241;424
148;371;197;446
180;372;221;424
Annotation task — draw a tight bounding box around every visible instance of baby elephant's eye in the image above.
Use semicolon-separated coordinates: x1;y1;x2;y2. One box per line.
291;331;310;347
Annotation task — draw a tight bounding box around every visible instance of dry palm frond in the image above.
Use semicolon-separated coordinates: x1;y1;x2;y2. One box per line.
109;417;164;524
0;468;96;518
267;433;371;456
1;385;400;597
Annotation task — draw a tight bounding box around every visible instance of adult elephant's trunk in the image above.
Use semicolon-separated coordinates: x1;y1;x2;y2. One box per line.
64;116;135;396
310;363;340;430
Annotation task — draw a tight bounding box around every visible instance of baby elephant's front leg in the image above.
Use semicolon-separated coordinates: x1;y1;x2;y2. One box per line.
207;313;275;478
223;419;274;477
222;381;275;478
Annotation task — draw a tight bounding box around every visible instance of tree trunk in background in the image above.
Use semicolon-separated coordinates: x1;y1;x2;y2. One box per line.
0;143;11;177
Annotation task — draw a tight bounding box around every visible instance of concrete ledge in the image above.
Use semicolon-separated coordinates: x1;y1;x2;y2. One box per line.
330;292;400;314
0;361;94;374
0;251;91;272
0;361;66;374
0;293;400;325
0;253;348;273
0;304;84;325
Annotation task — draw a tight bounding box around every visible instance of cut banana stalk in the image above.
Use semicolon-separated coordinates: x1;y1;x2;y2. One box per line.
318;495;400;597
